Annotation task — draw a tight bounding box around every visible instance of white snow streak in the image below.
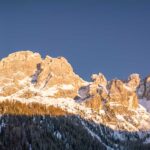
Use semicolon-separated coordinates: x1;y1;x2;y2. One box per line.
59;84;74;90
80;120;112;150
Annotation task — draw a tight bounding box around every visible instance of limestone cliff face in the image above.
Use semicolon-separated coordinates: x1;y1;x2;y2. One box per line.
0;51;84;97
0;51;42;77
108;74;140;109
78;73;140;112
0;50;150;133
82;73;107;110
0;51;144;112
37;55;82;88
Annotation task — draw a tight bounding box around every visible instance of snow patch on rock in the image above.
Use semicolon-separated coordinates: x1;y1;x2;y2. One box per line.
139;99;150;112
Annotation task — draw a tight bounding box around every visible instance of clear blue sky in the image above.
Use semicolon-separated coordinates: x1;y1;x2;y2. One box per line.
0;0;150;80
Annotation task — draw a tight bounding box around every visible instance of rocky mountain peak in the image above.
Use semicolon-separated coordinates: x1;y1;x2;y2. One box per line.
0;51;42;76
0;51;84;98
127;73;140;90
91;73;107;87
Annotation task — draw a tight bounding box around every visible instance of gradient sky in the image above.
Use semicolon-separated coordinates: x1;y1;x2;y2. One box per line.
0;0;150;81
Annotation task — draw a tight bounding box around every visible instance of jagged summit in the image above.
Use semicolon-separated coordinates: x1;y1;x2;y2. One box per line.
0;51;84;97
0;50;150;149
0;50;83;85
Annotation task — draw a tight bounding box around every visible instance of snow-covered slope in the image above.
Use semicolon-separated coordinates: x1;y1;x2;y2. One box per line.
139;99;150;112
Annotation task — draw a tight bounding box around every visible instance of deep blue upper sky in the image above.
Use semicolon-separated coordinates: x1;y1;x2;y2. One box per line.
0;0;150;80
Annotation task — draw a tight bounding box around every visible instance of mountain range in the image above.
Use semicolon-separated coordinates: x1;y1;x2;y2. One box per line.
0;51;150;150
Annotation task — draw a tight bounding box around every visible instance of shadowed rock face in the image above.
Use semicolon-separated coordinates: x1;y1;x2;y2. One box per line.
138;76;150;99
